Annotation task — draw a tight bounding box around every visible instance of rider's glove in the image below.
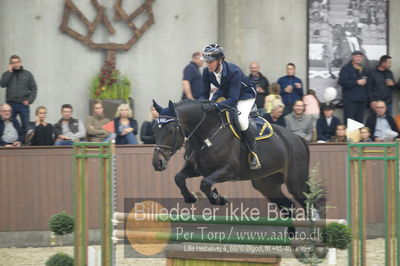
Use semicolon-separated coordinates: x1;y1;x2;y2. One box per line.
202;103;218;112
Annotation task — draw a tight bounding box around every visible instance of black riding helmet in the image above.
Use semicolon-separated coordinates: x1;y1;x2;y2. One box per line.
202;44;225;62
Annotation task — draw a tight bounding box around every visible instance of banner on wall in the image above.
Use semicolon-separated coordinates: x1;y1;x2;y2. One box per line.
308;0;388;103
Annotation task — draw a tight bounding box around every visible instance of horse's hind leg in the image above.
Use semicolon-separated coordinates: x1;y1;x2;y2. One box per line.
175;161;201;203
251;173;297;234
285;165;327;219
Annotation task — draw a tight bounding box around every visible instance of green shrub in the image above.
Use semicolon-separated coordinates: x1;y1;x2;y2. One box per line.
45;253;73;266
48;211;74;236
89;60;131;100
321;222;352;249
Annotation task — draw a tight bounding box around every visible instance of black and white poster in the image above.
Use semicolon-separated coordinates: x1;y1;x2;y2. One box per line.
308;0;388;103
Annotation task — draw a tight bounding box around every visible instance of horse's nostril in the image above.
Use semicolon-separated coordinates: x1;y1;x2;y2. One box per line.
158;160;163;169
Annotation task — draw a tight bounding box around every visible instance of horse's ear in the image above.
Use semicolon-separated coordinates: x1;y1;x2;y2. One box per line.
168;100;177;116
153;99;163;113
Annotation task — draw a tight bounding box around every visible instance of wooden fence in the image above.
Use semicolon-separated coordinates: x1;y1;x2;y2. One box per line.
0;143;386;231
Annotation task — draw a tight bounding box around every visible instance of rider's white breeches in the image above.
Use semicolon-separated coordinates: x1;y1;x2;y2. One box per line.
237;98;255;131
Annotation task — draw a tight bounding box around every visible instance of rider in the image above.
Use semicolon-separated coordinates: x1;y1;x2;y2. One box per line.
200;44;261;170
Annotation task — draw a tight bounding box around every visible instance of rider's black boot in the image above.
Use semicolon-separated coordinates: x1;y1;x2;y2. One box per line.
242;128;261;170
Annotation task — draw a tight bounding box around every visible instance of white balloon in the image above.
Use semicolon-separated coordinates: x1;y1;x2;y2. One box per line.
323;87;337;102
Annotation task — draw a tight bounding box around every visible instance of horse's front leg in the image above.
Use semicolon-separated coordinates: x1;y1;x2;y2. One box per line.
174;161;201;203
200;168;231;205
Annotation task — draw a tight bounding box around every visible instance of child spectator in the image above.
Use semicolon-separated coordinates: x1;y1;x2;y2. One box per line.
329;124;347;142
114;103;138;145
264;83;283;114
28;106;55;146
316;103;341;142
140;106;159;144
359;127;373;142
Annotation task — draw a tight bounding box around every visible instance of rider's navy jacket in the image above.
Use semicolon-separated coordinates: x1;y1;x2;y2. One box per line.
201;61;256;108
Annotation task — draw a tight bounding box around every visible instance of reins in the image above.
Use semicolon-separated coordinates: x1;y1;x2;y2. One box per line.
154;103;236;160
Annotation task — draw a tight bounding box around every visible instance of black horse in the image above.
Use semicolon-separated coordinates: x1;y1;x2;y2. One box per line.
152;99;320;218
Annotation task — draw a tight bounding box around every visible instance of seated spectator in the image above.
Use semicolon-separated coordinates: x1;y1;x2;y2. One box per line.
329;124;347;142
263;104;286;127
316;103;341;142
264;83;283;114
359;127;373;142
0;103;23;147
365;101;398;142
54;104;86;146
284;100;313;142
27;106;55;146
85;101;115;142
140;106;159;144
114;103;138;145
303;89;320;123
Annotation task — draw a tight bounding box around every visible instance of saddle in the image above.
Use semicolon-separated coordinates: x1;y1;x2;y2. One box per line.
224;105;273;141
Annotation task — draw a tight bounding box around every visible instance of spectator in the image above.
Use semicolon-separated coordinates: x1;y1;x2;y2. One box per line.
140;106;159;144
316;103;341;142
181;51;204;100
27;106;55;146
338;50;368;124
303;89;320;123
0;55;37;132
114;103;138;145
284;100;313;142
264;83;283;114
329;124;347;142
359;127;373;142
54;104;86;145
248;61;269;114
367;55;396;114
263;104;286;127
85;101;115;142
277;63;304;116
0;103;23;147
365;101;398;142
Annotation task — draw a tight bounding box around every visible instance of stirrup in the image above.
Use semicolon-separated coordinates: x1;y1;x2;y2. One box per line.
248;151;261;170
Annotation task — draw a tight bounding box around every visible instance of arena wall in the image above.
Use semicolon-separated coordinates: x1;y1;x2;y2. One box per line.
1;1;399;136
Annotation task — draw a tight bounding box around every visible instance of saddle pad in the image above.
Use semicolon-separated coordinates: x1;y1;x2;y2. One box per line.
225;112;274;141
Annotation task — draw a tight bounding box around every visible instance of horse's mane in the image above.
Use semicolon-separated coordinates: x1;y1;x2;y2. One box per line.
174;99;210;108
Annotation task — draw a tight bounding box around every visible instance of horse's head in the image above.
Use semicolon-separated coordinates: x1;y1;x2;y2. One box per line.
152;100;185;171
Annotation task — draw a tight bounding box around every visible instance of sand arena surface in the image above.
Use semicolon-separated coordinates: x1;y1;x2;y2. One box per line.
0;238;386;266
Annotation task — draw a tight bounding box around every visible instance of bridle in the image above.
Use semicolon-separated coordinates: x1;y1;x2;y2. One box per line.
153;111;207;161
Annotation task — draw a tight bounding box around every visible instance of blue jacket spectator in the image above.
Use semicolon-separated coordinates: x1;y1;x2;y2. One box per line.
338;51;368;123
277;63;303;115
316;103;341;141
181;51;204;100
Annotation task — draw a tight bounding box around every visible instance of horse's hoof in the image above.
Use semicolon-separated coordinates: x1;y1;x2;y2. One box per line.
208;197;217;205
217;195;230;205
184;194;197;204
